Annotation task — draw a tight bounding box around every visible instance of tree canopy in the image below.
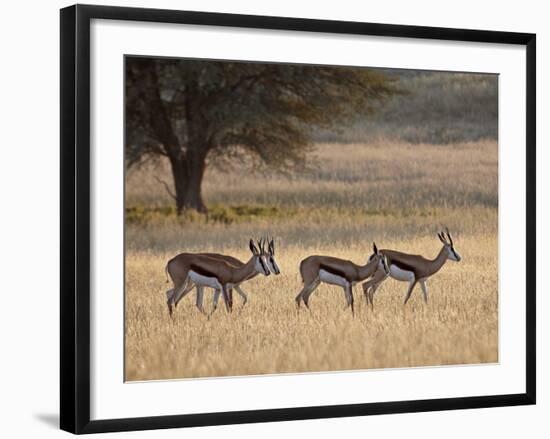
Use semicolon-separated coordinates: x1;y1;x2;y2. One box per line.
125;57;399;213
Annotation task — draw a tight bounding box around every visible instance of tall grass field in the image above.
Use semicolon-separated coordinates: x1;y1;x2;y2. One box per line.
125;139;498;381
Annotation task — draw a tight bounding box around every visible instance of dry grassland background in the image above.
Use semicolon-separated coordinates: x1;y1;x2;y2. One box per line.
125;139;498;381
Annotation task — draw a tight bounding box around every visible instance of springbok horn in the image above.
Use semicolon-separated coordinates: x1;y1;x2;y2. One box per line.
249;239;258;254
445;227;453;246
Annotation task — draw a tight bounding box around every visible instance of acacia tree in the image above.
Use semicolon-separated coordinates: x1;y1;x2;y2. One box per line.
126;57;398;214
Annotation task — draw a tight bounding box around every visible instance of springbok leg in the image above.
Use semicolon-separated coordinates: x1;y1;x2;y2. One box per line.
419;279;428;304
343;283;355;317
301;278;321;309
195;286;207;315
403;279;418;305
233;285;248;307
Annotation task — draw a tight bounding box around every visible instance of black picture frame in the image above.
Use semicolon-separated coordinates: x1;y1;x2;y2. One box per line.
60;4;536;434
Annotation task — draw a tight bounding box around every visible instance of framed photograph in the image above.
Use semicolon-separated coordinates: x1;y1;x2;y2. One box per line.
60;4;536;434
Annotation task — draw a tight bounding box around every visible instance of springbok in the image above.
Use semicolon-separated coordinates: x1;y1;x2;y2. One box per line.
165;239;271;316
295;243;389;316
362;229;461;307
167;238;280;315
203;238;280;313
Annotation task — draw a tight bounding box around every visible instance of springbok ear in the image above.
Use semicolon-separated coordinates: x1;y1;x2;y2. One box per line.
373;242;379;254
249;239;259;255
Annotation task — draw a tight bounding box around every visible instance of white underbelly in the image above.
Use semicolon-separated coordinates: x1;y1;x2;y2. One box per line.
389;265;415;282
188;271;222;290
319;269;349;287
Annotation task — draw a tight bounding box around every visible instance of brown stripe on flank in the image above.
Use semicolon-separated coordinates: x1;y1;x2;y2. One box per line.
319;264;351;281
390;259;417;275
189;264;218;279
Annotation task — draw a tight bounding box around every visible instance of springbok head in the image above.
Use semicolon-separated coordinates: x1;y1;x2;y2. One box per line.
371;242;390;275
249;239;271;276
438;228;461;262
265;237;281;275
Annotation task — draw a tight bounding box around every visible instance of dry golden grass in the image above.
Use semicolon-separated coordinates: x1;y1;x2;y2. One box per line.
126;139;497;212
125;140;498;381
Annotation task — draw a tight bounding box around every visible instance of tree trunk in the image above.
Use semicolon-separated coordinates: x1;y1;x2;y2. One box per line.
135;59;204;214
183;149;208;213
168;156;187;215
169;150;208;214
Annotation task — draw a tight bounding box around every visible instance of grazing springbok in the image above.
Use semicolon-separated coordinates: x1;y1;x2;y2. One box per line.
362;229;461;307
165;239;271;316
168;238;280;315
203;238;280;313
295;243;389;316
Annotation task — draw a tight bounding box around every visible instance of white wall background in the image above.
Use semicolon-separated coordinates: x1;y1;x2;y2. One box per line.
0;0;545;437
